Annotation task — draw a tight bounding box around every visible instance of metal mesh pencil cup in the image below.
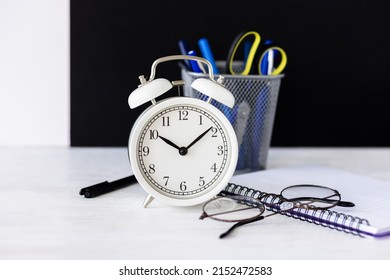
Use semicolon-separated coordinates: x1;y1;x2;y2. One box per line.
181;61;283;173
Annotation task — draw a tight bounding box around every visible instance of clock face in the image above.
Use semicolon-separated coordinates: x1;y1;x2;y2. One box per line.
129;97;238;206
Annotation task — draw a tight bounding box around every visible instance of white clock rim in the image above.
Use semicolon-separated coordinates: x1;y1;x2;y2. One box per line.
128;96;238;206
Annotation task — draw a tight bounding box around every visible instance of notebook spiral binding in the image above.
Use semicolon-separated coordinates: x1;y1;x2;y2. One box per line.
224;182;371;237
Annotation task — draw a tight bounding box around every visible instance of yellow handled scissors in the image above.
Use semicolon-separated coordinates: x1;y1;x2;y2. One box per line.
225;30;287;75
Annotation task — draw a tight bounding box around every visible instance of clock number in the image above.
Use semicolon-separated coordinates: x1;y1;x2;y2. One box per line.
217;145;224;155
179;110;189;120
148;164;156;174
149;129;159;140
211;127;218;137
180;181;187;191
163;176;169;186
199;115;203;125
162;116;170;126
210;163;217;173
142;146;150;156
199;176;205;187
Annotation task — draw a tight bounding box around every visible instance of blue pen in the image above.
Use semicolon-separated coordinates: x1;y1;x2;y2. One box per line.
198;38;219;74
187;49;210;102
187;50;203;73
198;38;235;121
260;40;274;75
197;38;236;122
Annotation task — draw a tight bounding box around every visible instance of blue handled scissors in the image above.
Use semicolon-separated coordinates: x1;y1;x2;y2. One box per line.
225;30;287;75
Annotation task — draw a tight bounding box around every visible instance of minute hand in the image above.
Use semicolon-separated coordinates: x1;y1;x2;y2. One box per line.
186;126;213;150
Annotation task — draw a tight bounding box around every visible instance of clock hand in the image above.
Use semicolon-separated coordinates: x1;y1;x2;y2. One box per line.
186;126;213;150
159;135;180;150
159;135;188;156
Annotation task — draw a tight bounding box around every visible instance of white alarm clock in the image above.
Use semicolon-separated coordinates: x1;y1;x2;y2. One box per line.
128;55;238;207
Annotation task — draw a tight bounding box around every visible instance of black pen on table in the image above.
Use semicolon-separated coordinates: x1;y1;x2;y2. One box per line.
79;175;138;198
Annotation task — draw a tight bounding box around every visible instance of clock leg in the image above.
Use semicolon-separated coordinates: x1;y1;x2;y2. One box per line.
142;194;154;208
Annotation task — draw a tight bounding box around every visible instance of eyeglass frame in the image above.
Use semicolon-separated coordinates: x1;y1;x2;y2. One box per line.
199;194;266;222
200;184;354;238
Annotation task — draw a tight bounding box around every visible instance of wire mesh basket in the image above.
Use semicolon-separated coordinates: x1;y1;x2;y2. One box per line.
181;61;283;173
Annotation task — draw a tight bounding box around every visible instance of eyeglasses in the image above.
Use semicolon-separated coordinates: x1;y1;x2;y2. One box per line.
199;184;355;238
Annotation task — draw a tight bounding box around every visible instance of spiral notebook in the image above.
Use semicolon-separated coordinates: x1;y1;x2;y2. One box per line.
225;165;390;238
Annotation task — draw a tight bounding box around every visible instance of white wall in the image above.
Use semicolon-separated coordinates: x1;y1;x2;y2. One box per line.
0;0;69;146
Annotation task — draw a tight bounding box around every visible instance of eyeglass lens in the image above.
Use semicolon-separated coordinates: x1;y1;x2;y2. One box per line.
203;197;265;222
280;185;340;209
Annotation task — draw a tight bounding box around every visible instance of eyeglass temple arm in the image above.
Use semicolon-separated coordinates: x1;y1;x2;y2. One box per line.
219;216;264;239
222;188;355;207
287;197;355;207
337;200;355;207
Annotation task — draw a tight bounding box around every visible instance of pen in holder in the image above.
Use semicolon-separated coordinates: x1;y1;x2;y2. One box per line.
181;61;283;173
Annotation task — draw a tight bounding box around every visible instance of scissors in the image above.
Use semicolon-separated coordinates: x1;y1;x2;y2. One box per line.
225;30;287;75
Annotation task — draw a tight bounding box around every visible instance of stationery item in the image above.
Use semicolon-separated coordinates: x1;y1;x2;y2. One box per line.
187;49;208;73
187;50;220;108
187;50;203;73
260;40;274;75
79;175;137;198
225;30;287;75
225;165;390;238
198;37;220;74
196;38;233;119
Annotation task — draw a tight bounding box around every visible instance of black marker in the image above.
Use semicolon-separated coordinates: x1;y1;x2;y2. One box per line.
79;175;137;198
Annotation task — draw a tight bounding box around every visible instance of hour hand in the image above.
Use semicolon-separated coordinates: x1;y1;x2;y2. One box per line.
159;135;189;156
159;135;180;151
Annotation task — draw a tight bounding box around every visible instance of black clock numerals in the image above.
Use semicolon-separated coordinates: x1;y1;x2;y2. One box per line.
180;181;187;191
137;105;230;198
199;177;205;186
211;127;218;137
162;116;170;126
178;110;189;120
163;176;169;186
199;115;203;125
148;164;156;174
162;176;206;190
149;129;159;139
142;146;150;156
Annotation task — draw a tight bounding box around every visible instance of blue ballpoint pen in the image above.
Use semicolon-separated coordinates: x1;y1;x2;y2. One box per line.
197;38;237;123
187;50;204;73
198;38;220;74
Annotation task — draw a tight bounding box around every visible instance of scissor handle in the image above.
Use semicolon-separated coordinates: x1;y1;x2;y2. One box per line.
257;46;288;75
226;31;261;75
